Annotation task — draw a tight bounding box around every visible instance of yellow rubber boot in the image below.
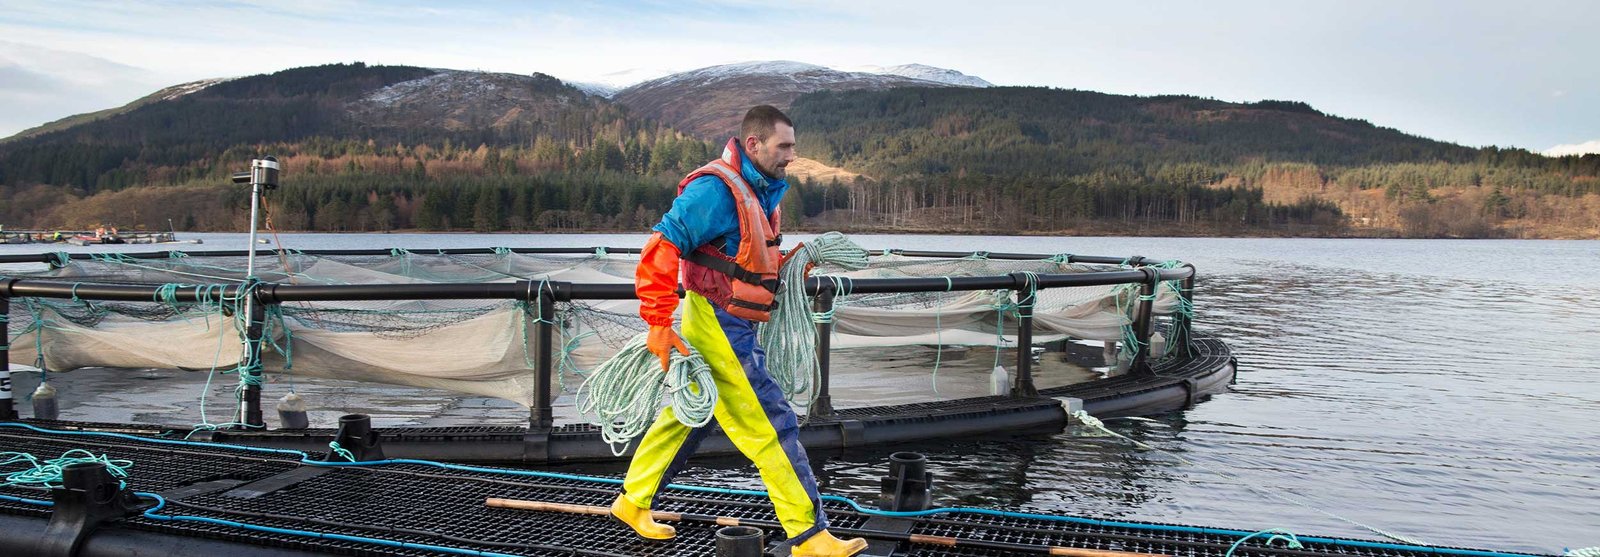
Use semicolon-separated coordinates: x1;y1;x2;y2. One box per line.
609;494;676;540
792;529;868;557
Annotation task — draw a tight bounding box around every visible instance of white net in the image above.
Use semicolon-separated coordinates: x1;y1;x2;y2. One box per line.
2;248;1187;408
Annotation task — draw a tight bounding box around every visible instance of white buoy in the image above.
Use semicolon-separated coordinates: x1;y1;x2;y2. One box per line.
31;382;58;420
277;391;309;429
990;365;1010;396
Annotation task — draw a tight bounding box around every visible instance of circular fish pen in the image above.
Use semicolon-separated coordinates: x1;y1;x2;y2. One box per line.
0;246;1234;463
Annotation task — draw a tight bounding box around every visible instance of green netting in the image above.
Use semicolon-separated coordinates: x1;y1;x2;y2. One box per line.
2;245;1190;410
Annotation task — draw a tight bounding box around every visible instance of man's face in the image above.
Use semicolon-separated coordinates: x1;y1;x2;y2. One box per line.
745;122;797;180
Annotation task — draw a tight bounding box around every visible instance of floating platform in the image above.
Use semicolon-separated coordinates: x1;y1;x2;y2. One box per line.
17;335;1234;464
0;421;1548;557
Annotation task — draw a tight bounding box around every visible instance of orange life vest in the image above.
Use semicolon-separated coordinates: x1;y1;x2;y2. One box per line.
678;138;783;322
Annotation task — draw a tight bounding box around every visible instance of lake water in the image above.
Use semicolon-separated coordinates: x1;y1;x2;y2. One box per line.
3;233;1597;553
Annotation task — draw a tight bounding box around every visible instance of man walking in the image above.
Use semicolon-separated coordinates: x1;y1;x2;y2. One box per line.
612;105;867;557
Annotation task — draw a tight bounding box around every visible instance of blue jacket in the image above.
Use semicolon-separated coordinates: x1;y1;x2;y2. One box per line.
652;142;789;257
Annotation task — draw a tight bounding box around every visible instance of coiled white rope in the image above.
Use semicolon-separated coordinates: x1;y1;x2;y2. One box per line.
759;232;870;408
573;232;865;454
577;333;717;456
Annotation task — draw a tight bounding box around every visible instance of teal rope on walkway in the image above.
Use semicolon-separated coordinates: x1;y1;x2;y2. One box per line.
0;448;133;489
1225;528;1304;557
327;441;356;462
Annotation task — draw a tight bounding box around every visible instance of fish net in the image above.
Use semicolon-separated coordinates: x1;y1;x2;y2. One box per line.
1;248;1187;408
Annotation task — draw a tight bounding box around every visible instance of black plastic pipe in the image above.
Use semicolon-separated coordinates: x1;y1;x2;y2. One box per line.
1;281;248;302
811;286;836;417
1130;268;1160;374
876;249;1149;266
0;247;645;265
0;296;14;421
1010;273;1038;397
260;282;532;303
1;267;1190;304
530;284;555;430
0;247;1153;266
242;298;266;428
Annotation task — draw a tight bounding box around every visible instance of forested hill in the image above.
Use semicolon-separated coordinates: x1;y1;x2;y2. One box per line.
0;63;720;232
787;87;1600;238
1;63;1596;238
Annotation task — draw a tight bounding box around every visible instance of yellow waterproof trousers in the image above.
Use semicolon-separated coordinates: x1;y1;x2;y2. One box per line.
621;292;827;542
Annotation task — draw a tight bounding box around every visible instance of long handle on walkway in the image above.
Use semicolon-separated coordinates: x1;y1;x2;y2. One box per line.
485;497;1171;557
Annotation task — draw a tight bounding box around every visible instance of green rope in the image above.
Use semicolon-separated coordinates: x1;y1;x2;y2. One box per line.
21;298;49;382
759;232;869;408
185;280;261;437
390;248;412;276
576;332;717;456
515;298;580;394
1225;528;1304;557
327;441;356;462
0;449;133;489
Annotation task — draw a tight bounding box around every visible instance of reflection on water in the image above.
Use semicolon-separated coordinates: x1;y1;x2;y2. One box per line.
6;234;1599;552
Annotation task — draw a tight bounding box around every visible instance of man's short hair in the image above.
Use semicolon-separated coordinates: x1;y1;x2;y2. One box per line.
740;105;793;141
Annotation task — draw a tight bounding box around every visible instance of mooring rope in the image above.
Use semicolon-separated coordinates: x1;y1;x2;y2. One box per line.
0;448;133;489
1224;528;1304;557
576;333;716;456
759;231;869;408
1072;410;1428;546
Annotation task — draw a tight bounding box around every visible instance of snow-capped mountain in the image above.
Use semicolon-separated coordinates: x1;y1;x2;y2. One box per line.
842;64;992;88
613;60;986;138
350;69;604;131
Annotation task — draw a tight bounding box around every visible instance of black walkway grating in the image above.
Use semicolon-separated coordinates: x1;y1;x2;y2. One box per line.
0;423;1546;557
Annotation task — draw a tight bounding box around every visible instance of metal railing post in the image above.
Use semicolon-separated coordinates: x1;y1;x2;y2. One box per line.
1009;272;1037;397
0;295;15;421
811;284;836;417
1130;268;1159;374
240;290;267;428
530;281;556;431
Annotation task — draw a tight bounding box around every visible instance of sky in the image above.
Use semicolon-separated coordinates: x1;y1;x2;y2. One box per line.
1;0;1596;155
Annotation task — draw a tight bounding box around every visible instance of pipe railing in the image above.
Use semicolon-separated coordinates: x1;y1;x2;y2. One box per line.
0;247;1152;266
0;249;1195;430
0;296;14;421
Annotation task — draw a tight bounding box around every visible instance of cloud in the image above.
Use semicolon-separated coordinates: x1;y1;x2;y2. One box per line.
1543;140;1600;157
0;41;167;138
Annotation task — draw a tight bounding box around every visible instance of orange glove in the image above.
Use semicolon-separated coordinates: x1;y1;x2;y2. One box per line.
646;325;689;373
